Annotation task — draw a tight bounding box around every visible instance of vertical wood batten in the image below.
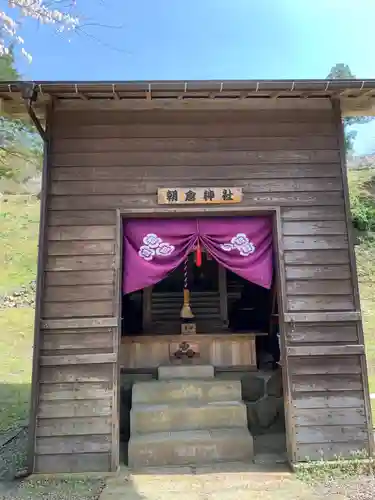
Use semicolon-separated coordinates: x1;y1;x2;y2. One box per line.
28;98;53;474
111;210;122;472
272;209;296;463
218;266;228;326
332;98;374;455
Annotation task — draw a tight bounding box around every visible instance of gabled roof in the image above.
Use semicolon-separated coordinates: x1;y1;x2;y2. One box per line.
1;79;375;117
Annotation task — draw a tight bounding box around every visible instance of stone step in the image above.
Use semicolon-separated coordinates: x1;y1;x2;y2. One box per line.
132;379;242;405
158;365;214;380
128;428;254;468
131;400;247;434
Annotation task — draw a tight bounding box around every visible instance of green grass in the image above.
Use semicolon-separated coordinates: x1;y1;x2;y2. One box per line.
0;195;38;432
350;168;375;422
296;451;375;484
356;240;375;422
357;247;375;389
348;168;375;196
0;307;34;432
0;195;40;296
1;477;106;500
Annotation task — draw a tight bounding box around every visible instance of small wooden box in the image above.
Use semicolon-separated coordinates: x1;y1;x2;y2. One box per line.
181;323;196;335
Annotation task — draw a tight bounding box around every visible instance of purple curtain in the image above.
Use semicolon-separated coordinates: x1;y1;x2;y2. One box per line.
123;217;273;294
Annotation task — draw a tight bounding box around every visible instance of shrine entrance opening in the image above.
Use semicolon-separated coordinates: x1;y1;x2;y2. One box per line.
119;213;285;465
120;215;280;370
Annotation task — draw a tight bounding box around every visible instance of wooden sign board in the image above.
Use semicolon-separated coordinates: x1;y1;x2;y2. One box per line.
181;323;196;335
158;187;243;205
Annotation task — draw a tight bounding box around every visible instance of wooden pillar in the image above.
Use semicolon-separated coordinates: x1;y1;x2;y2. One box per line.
142;286;152;332
218;266;228;328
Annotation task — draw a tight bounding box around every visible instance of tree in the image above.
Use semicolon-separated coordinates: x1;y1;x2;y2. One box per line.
0;47;19;80
0;49;42;181
327;63;354;80
1;1;79;61
327;63;373;153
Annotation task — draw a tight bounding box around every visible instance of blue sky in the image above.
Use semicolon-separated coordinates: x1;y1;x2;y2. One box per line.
8;0;375;153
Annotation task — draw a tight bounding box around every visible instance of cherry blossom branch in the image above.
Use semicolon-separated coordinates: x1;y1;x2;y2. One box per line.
1;0;79;61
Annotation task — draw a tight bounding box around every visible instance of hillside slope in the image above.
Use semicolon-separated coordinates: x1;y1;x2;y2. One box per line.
0;196;38;432
349;168;375;402
0;196;39;296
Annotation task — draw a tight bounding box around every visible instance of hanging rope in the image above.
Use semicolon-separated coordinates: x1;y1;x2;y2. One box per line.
184;258;188;290
180;256;194;320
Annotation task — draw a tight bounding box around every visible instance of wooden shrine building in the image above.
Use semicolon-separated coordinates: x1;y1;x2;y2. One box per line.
1;79;375;474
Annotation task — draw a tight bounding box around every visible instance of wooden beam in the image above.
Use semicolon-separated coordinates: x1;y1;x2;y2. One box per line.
341;96;375;116
40;317;118;330
362;89;375;98
27;97;53;475
26;100;46;140
40;353;117;366
284;311;361;323
142;287;153;332
112;209;122;473
218;266;228;326
119;206;277;218
287;345;365;357
2;95;47;119
273;208;295;464
53;97;333;112
121;333;258;342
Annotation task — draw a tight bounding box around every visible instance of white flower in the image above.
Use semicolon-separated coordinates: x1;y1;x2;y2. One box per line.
143;233;162;249
137;233;175;261
138;246;155;261
2;0;79;60
220;243;234;252
220;233;256;257
239;242;256;256
156;242;175;257
231;233;249;248
0;12;16;28
21;47;32;63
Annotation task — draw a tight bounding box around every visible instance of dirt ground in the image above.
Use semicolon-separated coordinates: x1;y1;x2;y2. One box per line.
1;464;375;500
1;433;375;500
97;463;375;500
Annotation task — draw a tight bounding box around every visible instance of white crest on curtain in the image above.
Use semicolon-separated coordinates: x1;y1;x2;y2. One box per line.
138;233;175;261
220;233;256;257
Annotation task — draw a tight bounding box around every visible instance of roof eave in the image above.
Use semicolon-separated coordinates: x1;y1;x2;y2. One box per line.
1;79;375;118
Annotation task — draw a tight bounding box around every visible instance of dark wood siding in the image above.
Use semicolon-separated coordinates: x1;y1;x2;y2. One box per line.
287;323;367;460
35;326;116;471
31;101;371;472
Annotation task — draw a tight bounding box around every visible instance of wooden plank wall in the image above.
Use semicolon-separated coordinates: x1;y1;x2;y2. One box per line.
32;101;372;472
34;321;117;472
287;331;368;461
120;334;257;369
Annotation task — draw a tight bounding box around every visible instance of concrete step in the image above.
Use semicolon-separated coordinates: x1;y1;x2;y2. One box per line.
128;428;254;468
158;365;214;380
132;379;242;405
131;400;247;434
